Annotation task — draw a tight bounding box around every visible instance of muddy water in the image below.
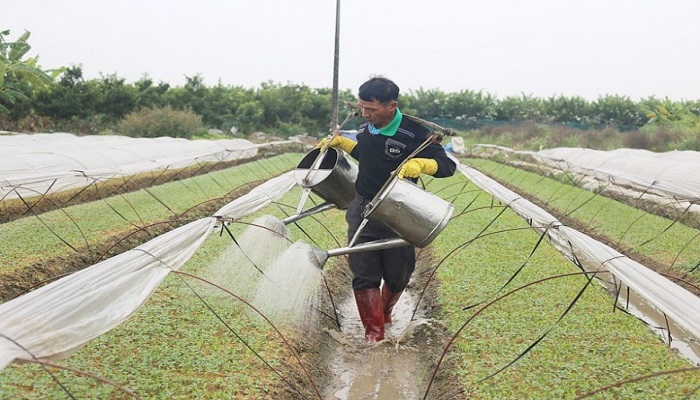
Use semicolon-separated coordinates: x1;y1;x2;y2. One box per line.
559;247;700;365
330;348;422;400
324;290;436;400
608;282;700;364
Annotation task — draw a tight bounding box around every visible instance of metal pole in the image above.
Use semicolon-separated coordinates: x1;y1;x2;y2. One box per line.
330;0;341;131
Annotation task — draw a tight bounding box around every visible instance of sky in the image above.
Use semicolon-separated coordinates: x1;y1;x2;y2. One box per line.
4;0;700;101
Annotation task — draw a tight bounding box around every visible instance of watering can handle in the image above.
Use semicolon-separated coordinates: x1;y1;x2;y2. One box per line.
347;217;369;248
317;129;340;154
296;110;359;214
309;110;358;175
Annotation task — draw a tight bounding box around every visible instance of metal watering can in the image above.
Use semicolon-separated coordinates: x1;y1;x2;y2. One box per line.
289;147;454;268
294;147;358;210
359;176;454;248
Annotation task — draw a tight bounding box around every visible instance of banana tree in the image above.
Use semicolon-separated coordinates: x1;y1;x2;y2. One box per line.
0;29;62;114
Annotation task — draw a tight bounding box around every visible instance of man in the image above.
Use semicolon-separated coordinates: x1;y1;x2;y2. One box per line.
322;77;456;342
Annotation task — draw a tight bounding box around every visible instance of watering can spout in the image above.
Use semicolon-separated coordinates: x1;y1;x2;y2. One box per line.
310;237;411;270
311;247;330;269
282;202;336;225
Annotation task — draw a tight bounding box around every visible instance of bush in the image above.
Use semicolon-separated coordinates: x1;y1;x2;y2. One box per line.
579;127;623;149
621;131;650;149
629;125;698;151
117;106;204;138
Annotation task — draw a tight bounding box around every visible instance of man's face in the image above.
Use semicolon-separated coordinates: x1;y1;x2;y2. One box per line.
358;98;397;128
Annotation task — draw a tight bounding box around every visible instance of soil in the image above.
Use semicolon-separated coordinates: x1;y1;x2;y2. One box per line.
281;252;464;400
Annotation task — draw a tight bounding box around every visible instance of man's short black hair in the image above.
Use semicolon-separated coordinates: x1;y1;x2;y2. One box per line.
358;77;399;104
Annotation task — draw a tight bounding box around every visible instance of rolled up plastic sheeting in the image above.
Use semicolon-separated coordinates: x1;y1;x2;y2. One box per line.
455;159;700;342
0;218;214;371
0;172;297;372
214;171;297;219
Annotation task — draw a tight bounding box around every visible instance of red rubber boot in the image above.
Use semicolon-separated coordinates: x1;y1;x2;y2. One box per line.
381;286;403;324
353;288;385;342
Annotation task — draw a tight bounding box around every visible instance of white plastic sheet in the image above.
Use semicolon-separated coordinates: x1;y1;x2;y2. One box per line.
0;218;215;370
536;147;700;202
0;133;289;200
2;145;698;374
472;145;700;205
0;172;297;371
455;159;700;344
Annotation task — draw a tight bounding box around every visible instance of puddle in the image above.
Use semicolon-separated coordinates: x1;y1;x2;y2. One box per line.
611;284;700;364
331;348;422;400
324;290;435;400
568;251;700;365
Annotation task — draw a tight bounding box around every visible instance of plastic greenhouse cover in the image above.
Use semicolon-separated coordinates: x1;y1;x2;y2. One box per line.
0;133;294;201
0;172;297;371
1;153;698;373
474;146;700;204
454;157;700;350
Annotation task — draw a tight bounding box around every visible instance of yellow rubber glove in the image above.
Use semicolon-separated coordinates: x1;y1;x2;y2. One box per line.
398;158;438;179
316;135;357;154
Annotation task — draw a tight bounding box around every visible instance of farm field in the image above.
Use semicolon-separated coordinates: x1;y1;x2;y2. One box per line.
0;150;698;399
0;153;299;300
466;157;700;287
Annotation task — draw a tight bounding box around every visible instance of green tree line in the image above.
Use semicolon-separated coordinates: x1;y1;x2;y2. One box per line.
2;30;699;150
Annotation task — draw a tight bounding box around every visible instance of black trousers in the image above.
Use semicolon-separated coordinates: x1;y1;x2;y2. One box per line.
346;194;416;291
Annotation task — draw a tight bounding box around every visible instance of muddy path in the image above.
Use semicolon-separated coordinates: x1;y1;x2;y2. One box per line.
303;251;462;400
